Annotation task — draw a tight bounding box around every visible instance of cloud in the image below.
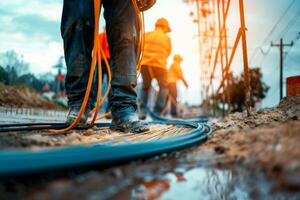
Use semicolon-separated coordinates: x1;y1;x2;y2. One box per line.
0;1;64;75
0;7;15;17
11;14;61;41
0;1;62;42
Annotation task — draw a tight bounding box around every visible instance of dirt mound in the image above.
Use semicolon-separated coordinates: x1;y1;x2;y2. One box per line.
0;84;64;110
203;97;300;190
212;96;299;131
278;96;300;118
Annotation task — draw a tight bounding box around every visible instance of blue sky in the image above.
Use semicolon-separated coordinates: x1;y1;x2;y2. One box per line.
0;0;299;107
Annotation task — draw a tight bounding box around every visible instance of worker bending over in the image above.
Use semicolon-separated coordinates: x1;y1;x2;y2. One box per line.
168;54;188;118
139;18;172;120
61;0;148;133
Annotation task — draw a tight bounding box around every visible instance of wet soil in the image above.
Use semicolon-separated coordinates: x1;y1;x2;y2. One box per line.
0;97;300;199
0;84;64;110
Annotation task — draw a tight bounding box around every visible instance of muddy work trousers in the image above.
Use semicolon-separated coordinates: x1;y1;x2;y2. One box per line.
168;82;178;116
61;0;139;117
140;66;168;113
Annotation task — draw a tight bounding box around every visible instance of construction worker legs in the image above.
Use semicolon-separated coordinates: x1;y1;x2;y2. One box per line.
61;0;95;125
139;65;152;119
140;66;168;115
153;68;168;113
102;0;149;132
168;83;178;117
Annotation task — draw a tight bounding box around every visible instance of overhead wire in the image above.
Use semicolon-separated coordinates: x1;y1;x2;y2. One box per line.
249;0;296;64
256;11;300;66
278;11;300;38
284;32;300;60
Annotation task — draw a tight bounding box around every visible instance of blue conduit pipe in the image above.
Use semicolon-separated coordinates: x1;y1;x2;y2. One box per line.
147;108;209;123
0;122;211;178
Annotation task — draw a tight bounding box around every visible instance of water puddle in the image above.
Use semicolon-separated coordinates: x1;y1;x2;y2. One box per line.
130;166;299;200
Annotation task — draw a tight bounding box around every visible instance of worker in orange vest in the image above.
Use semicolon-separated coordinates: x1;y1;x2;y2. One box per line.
139;18;172;120
168;54;188;117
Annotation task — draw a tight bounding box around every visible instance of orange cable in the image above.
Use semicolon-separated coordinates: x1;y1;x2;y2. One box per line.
50;0;144;131
49;0;102;132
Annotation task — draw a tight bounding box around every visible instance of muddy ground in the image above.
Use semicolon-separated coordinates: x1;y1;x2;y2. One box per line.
0;97;299;199
0;84;64;110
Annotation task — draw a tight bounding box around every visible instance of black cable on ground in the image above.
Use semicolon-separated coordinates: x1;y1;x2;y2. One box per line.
0;122;211;178
0;123;66;128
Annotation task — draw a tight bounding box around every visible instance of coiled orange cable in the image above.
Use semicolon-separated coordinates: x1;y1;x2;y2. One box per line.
50;0;144;132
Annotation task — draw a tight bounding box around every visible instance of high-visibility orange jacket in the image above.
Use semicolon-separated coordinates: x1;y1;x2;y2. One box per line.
168;61;187;86
141;29;172;69
98;31;110;60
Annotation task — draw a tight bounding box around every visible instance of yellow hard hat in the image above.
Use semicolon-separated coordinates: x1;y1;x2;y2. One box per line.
174;54;183;61
155;18;171;32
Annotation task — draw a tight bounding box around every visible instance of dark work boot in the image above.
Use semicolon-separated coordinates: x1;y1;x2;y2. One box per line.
111;107;149;133
66;104;93;128
101;0;147;132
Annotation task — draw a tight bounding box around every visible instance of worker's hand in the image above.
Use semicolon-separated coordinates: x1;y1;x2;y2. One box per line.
185;84;189;89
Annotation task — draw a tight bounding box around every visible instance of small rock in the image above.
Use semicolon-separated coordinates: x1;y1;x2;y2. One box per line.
83;129;95;136
214;146;227;154
288;161;299;173
272;163;282;172
275;144;282;152
111;168;123;178
8;132;17;137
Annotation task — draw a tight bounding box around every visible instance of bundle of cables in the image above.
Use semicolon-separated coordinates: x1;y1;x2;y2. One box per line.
49;0;148;133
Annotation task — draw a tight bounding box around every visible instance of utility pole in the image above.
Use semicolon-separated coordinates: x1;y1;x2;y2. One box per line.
239;0;251;116
271;38;293;101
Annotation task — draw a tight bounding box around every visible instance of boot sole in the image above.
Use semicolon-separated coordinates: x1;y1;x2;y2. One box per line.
110;125;149;133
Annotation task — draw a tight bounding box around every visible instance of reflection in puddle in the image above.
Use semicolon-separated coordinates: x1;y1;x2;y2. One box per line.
131;166;291;200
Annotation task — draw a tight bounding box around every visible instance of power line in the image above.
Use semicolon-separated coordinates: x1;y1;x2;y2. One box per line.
249;0;296;64
279;10;300;38
256;32;299;68
254;11;300;66
261;0;295;45
284;32;300;59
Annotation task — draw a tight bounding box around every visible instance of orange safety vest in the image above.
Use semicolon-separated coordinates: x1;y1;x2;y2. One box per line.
168;61;184;84
141;29;172;69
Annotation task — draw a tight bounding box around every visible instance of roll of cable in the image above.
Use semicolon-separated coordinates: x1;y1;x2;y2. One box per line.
136;0;157;11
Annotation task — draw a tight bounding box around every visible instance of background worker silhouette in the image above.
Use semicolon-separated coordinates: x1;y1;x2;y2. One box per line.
139;18;172;120
167;54;188;117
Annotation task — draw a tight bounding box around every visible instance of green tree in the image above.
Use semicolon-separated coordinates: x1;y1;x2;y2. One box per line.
0;66;9;84
15;73;44;93
0;50;29;76
221;68;269;112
